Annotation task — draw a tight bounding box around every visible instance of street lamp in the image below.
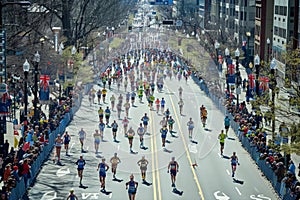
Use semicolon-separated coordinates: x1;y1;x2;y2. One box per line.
225;48;230;92
32;51;40;122
254;54;260;96
266;38;270;63
270;58;277;140
235;48;241;107
23;59;30;123
214;41;220;58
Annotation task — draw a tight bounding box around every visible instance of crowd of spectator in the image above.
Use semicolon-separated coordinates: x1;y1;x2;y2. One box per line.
223;92;300;199
0;85;82;200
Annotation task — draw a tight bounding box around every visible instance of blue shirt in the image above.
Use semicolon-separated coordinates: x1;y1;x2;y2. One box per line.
224;117;230;126
76;159;86;169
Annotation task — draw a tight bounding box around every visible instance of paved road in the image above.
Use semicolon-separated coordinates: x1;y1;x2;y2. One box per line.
28;35;279;200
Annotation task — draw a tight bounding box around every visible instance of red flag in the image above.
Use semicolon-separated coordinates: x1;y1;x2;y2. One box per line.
228;64;235;75
259;76;269;91
39;75;50;91
248;74;255;89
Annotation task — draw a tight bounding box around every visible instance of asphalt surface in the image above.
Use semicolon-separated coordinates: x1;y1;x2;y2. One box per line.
28;31;279;200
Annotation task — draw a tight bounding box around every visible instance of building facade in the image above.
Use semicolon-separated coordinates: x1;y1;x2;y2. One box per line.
254;0;274;63
272;0;299;86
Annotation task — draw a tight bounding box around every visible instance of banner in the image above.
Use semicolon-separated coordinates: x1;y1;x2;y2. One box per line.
39;75;50;101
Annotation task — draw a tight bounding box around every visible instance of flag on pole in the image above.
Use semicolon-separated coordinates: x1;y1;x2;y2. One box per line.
248;74;255;89
39;75;50;101
242;40;247;53
259;76;269;91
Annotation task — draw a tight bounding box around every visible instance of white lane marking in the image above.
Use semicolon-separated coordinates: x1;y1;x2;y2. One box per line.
118;144;120;151
109;193;113;198
235;187;241;196
226;169;230;176
253;187;259;193
56;167;70;177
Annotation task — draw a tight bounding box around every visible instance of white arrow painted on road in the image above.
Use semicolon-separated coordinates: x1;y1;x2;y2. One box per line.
188;144;198;154
56;167;70;177
250;194;271;200
82;193;100;199
41;191;63;200
214;191;230;200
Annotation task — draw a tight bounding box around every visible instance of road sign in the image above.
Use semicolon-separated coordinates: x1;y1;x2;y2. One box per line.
149;0;173;5
176;20;183;27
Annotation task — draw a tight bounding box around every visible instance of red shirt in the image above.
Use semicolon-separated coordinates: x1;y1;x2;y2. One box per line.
22;163;30;175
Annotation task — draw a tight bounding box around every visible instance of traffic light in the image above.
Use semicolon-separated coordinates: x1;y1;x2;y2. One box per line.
162;20;174;25
128;26;132;32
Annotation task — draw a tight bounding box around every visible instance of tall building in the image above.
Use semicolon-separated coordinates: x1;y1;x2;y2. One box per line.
210;1;255;55
272;0;299;86
254;0;274;62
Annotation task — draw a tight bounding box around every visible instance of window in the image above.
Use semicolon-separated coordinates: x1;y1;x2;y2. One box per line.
290;7;294;17
283;18;285;22
244;12;247;21
240;11;243;20
275;6;279;14
278;17;281;21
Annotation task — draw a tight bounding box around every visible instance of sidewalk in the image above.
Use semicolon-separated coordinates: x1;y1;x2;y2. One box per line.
236;65;300;166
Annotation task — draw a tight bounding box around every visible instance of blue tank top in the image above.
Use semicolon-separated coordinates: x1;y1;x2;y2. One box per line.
77;159;85;169
99;163;106;173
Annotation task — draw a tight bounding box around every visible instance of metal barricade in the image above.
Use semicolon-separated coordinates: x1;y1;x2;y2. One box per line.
9;90;83;200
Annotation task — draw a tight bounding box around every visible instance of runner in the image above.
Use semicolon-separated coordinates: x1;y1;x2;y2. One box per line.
186;118;195;138
76;155;86;186
124;101;131;118
111;120;119;142
160;97;165;114
168;116;175;134
167;157;179;188
102;87;107;103
155;98;160;114
224;116;230;136
63;131;71;156
122;117;129;137
118;94;123;105
137;156;149;182
201;107;207;127
99;121;105;141
110;153;121;179
178;86;183;98
126;92;131;102
97;158;109;192
54;134;63;164
160;125;168;148
126;174;138;200
93;130;101;154
67;188;78;200
148;93;155;110
104;106;111;125
116;103;122;119
230;152;239;177
110;94;116;111
78;128;86;153
164;108;171;120
218;130;226;156
137;123;145;149
141;113;149;134
160;117;167;128
98;107;104;122
97;89;102;105
127;127;135;153
178;98;184;115
131;91;136;106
